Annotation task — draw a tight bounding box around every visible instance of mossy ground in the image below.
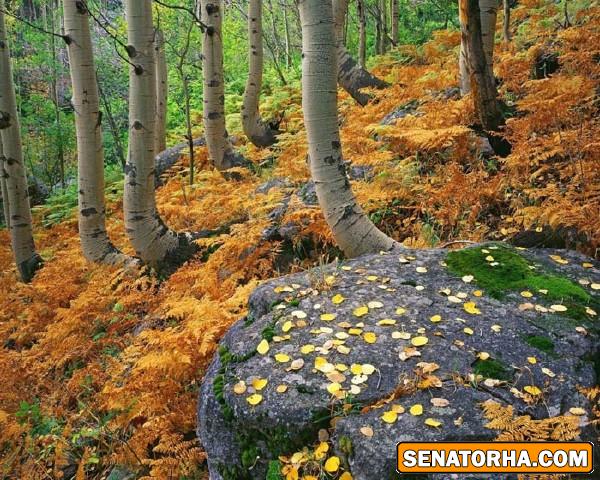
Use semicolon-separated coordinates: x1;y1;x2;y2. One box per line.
446;244;598;323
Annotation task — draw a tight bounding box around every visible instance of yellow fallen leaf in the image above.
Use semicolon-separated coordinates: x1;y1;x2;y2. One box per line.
411;336;429;347
463;327;474;335
363;332;377;344
320;313;336;321
377;318;396;326
314;441;329;460
430;314;442;323
542;367;555;377
549;254;568;265
353;306;369;317
416;266;428;273
360;426;374;437
550;304;567;312
527;356;537;364
327;382;342;394
350;364;363;375
478;352;490;360
485;255;495;262
366;275;378;281
569;407;586;416
410;404;423;416
257;339;270;355
367;301;384;310
246;394;262;405
362;364;376;375
332;294;346;304
275;353;290;363
491;324;502;333
233;381;247;394
391;404;405;414
582;262;593;268
282;320;293;332
289;359;304;370
395;307;407;315
521;291;533;298
590;283;600;290
339;472;353;480
524;385;542;396
324;456;340;473
291;310;307;319
252;378;268;390
462;275;474;283
473;290;483;297
300;344;315;354
463;302;481;315
276;384;288;393
424;418;442;427
381;411;398;423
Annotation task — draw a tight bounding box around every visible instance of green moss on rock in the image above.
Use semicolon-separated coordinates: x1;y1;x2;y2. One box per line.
524;334;555;353
473;358;512;380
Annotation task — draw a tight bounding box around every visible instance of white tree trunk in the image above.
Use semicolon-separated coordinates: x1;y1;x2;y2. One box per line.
0;140;10;226
202;1;243;170
124;0;185;267
298;0;395;257
0;2;42;282
460;0;498;95
391;0;399;45
63;0;130;265
242;0;278;148
154;28;168;155
333;0;388;106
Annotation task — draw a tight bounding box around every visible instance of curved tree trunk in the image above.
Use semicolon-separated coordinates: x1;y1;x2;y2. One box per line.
503;0;511;42
459;0;498;95
242;0;278;148
0;3;42;282
63;0;130;265
298;0;395;257
460;0;502;131
202;1;244;170
333;0;388;106
154;28;168;155
123;0;191;268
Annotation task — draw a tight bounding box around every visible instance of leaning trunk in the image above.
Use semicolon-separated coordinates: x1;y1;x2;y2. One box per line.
0;3;42;282
460;0;502;131
460;0;498;95
242;0;278;148
154;28;168;155
298;0;395;257
202;1;243;170
123;0;187;267
333;0;388;106
63;0;130;265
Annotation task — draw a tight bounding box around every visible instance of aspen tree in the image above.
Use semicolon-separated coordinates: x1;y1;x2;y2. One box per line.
298;0;396;257
63;0;130;265
154;28;168;155
333;0;388;106
0;2;42;282
242;0;278;148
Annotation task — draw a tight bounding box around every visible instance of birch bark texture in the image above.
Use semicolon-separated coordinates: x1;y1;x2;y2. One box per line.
391;0;400;45
123;0;182;267
333;0;388;106
459;0;499;95
0;140;9;227
298;0;395;257
63;0;129;265
202;1;243;170
460;0;502;131
242;0;278;148
154;28;168;155
0;2;42;282
503;0;511;42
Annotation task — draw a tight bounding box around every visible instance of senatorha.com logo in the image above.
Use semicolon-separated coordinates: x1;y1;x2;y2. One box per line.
397;442;595;475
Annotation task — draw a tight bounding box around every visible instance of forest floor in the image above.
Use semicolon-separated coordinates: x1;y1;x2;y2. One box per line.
1;1;599;479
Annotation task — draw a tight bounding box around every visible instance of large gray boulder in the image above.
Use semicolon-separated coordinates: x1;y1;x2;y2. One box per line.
197;243;599;480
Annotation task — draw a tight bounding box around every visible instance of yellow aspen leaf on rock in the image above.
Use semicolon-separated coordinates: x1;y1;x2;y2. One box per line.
320;313;337;321
381;411;398;423
550;304;567;312
332;294;346;304
478;352;490;360
473;290;483;297
377;318;396;326
586;307;596;316
430;314;442;323
391;405;405;414
350;364;363;375
282;320;293;332
527;357;537;364
327;382;342;394
363;332;377;344
366;275;378;281
276;384;288;393
463;327;474;335
425;418;442;428
521;291;533;298
353;306;369;317
392;331;411;340
485;256;495;262
337;345;351;354
395;307;407;315
252;378;268;390
289;359;304;370
491;324;502;333
300;344;315;354
360;426;374;437
275;353;291;363
233;381;247;394
314;441;329;459
582;262;593;268
339;473;353;480
291;310;307;319
324;456;340;473
431;397;449;407
462;275;474;283
524;385;542;396
362;364;376;375
542;367;555;377
246;394;263;405
416;266;428;273
257;339;270;355
463;302;481;314
549;255;568;265
590;283;600;290
569;407;586;416
410;404;423;416
411;336;428;347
